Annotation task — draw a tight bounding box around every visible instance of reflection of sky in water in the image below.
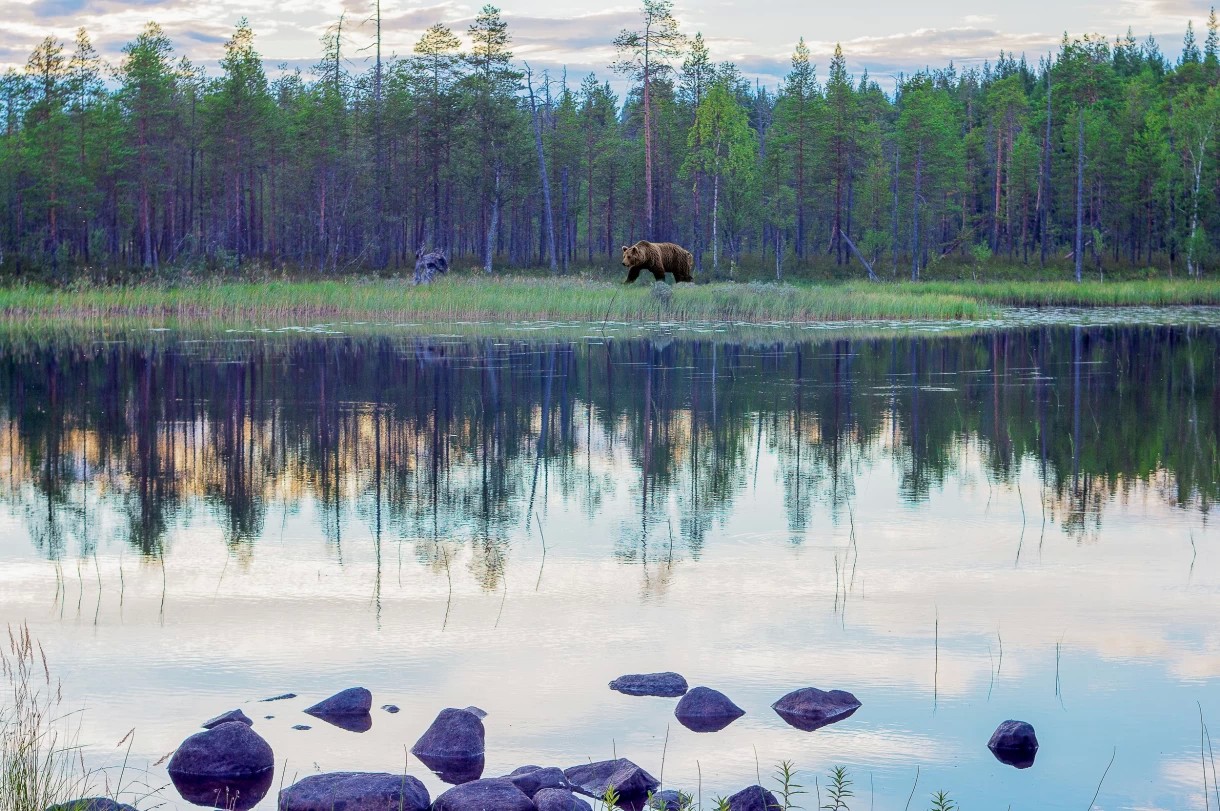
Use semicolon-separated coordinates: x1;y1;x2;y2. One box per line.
0;327;1217;811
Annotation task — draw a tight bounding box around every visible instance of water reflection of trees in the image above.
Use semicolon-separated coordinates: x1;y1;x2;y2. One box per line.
1;327;1215;567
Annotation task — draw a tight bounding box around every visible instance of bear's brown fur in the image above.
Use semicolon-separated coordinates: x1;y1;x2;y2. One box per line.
621;240;695;284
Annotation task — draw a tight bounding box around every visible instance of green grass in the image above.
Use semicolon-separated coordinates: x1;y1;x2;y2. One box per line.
915;278;1220;307
1;625;93;811
0;276;1217;331
0;278;987;326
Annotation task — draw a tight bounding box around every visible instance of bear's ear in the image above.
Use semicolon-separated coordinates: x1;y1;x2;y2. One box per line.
621;245;628;252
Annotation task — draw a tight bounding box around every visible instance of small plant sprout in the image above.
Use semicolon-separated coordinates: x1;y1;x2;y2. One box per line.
773;760;807;810
822;766;853;811
601;786;621;810
928;791;956;811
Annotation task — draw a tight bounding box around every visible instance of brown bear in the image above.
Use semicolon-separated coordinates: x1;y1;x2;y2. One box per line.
621;241;695;284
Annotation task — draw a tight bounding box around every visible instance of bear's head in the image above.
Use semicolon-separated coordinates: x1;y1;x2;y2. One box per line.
621;243;646;268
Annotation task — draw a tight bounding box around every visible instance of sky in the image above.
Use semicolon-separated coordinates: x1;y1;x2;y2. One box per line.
0;0;1209;92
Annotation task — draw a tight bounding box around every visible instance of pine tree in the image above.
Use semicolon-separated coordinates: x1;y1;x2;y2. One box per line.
612;0;686;236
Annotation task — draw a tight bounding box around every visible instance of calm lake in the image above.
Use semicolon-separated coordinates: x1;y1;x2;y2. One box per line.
1;313;1218;811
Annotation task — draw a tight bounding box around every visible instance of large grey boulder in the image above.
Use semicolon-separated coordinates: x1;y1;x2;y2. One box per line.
726;785;782;811
304;687;372;717
167;721;274;779
674;687;745;733
277;772;430;811
608;672;688;697
202;708;253;729
46;800;137;811
987;720;1039;769
771;687;861;731
412;707;486;784
431;778;534;811
564;759;659;800
506;766;573;797
534;787;593;811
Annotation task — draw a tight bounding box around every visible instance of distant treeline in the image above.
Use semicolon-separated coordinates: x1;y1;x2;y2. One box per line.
0;1;1218;281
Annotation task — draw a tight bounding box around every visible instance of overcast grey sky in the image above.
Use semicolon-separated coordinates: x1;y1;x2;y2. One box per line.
1;0;1207;90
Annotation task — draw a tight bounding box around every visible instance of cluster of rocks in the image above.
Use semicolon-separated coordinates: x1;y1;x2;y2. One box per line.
52;676;1039;811
608;672;861;735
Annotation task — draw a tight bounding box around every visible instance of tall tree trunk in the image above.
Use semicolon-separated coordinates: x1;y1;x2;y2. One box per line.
484;165;500;273
526;66;557;272
1075;112;1084;283
643;50;653;235
1040;68;1052;267
911;143;922;281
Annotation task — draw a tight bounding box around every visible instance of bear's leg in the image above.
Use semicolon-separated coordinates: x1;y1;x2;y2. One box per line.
624;266;643;284
651;268;665;281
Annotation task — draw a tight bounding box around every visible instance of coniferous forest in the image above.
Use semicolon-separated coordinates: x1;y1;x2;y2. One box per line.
1;1;1218;282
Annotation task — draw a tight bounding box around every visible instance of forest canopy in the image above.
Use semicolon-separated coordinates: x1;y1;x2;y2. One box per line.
0;2;1217;282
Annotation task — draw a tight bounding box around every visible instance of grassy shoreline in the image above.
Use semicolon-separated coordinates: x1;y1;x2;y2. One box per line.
0;277;1218;328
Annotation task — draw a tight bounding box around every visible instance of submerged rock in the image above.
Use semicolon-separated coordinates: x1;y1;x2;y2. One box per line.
725;785;782;811
278;772;430;811
534;787;593;811
771;688;861;732
167;721;274;779
674;687;745;733
292;725;312;731
304;687;373;717
648;789;692;810
171;769;274;811
202;709;253;729
564;759;659;800
431;778;534;811
987;720;1039;769
609;672;688;698
382;704;401;714
261;693;297;702
506;765;572;797
46;800;138;811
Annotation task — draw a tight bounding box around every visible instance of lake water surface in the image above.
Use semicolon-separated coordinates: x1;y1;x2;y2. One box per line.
1;314;1218;811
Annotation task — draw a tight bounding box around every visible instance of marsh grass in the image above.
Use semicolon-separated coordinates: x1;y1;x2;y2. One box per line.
0;278;991;326
1;624;92;811
916;278;1220;307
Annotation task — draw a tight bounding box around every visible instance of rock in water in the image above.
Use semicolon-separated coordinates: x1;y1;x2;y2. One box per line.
648;789;692;810
674;687;745;733
382;704;401;714
564;759;659;800
168;721;274;779
412;708;485;759
431;778;534;811
304;687;373;717
278;772;430;811
261;693;297;702
771;687;861;732
506;765;572;797
608;672;688;698
987;720;1039;769
412;708;486;784
534;788;593;811
726;785;783;811
202;709;253;729
46;800;138;811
